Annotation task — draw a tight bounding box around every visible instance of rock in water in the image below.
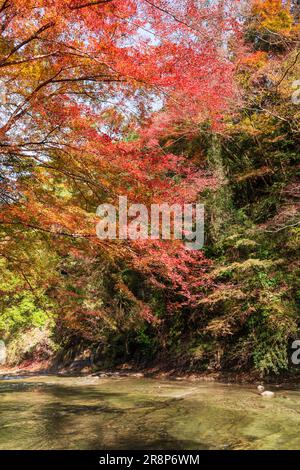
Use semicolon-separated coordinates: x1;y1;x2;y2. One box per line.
0;340;7;365
257;385;275;398
261;391;275;398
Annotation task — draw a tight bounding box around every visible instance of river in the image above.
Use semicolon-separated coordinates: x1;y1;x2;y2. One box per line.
0;375;300;450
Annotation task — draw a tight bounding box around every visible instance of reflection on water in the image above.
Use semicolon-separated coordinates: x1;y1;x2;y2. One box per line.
0;375;300;450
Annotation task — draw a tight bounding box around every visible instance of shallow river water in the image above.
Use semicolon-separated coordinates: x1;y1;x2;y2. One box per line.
0;375;300;450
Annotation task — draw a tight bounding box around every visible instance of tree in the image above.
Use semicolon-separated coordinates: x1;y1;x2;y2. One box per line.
0;1;240;350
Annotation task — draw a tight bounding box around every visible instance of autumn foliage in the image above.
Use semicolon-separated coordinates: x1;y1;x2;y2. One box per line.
0;1;299;374
0;0;238;328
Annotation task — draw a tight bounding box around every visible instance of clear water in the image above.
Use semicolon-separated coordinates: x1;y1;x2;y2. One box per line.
0;375;300;450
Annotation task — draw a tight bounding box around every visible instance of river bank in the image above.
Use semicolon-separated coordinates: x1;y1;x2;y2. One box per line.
1;359;300;388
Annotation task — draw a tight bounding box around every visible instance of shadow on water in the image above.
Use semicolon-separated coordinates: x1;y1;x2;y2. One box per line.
1;376;300;449
0;378;197;449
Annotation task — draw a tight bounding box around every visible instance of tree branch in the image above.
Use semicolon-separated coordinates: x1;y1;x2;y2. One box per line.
70;0;113;10
276;50;300;89
0;0;10;15
0;21;55;65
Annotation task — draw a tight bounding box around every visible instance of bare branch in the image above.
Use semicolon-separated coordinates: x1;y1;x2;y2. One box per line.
0;51;59;68
276;50;300;89
0;21;55;65
265;221;300;233
0;0;10;15
70;0;113;10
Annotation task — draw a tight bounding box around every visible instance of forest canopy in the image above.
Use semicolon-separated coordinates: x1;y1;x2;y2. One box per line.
0;0;299;377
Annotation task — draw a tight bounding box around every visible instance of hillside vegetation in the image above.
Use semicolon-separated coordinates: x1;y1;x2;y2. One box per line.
0;0;299;379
